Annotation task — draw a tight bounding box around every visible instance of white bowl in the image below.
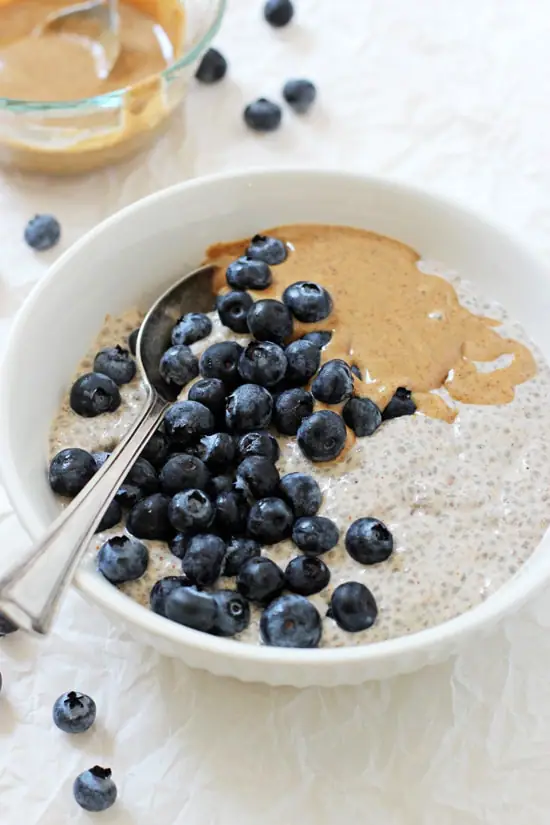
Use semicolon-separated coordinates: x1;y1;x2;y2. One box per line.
1;169;549;687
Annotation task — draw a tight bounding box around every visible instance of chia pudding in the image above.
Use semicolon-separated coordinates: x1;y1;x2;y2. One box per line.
48;224;550;648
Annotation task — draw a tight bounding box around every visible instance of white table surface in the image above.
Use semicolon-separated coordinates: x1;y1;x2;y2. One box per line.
2;1;550;822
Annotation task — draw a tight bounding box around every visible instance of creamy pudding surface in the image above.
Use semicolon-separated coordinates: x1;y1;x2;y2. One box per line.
49;224;550;647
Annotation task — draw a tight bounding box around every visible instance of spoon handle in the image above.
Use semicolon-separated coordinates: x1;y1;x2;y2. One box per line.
0;392;167;635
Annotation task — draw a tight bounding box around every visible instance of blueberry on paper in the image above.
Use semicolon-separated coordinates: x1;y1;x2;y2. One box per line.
244;99;282;132
53;691;96;734
283;79;317;114
264;0;294;28
24;214;61;251
195;47;227;83
73;766;117;812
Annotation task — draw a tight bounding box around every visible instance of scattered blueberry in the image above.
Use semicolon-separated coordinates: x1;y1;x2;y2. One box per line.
214;490;248;536
49;448;96;497
225;383;273;433
383;387;416;420
236;430;280;463
159;344;199;388
127;493;173;540
283;78;317;113
247;299;293;344
284;339;321;385
182;534;226;586
73;766;117;813
70;372;121;417
169;489;214;533
261;594;322;648
200;341;243;389
115;483;143;509
247;497;294;544
188;377;227;417
171;312;212;346
282;281;333;322
236;457;279;503
95;499;122;532
328;582;378;632
24;214;61;251
263;0;294;28
141;429;169;468
125;457;159;495
53;691;96;734
159;453;210;495
343;397;382;437
350;364;362;380
244;98;282;132
226;257;272;290
273;388;314;435
217;290;254;333
237;556;284;605
245;234;288;265
292;516;339;555
297;410;347;461
164;400;215;445
93;346;136;385
164;586;217;631
301;330;332;348
196;432;236;471
211;591;250;636
0;613;17;636
279;472;322;517
92;451;110;471
222;537;261;576
128;328;139;355
311;359;354;404
285;555;330;596
238;341;287;387
97;535;149;583
207;473;234;497
195;47;227;83
345;517;394;565
150;575;190;615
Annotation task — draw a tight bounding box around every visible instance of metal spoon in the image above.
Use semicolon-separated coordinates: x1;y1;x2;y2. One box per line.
0;264;216;635
36;0;121;80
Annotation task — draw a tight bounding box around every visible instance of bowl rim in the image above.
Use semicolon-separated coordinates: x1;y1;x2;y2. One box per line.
2;166;549;667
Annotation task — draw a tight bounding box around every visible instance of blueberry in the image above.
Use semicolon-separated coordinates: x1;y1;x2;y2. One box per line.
236;430;280;463
226;257;272;290
171;312;212;346
301;330;332;349
169;534;191;560
115;483;143;509
92;451;110;471
169;489;214;533
282;281;333;323
222;537;261;576
197;432;236;471
247;299;293;344
200;341;243;389
345;517;394;565
383;387;416;420
93;346;136;385
297;410;347;462
188;377;227;417
238;341;287;387
128;328;140;355
247;497;294;544
237;556;284;604
0;613;17;636
292;516;339;555
343;397;382;437
245;234;288;265
263;0;294;28
97;535;149;583
225;383;273;433
150;575;190;615
207;474;234;497
182;534;226;586
49;448;96;497
160;453;210;495
273;388;314;435
285;555;330;596
127;493;173;540
284;339;321;385
261;594;322;648
159;344;199;388
217;290;254;333
235;456;280;499
24;214;61;251
311;359;354;404
70;372;121;417
244;98;282;132
164;400;215;446
279;472;322;517
164;586;217;631
212;591;250;637
214;490;248;536
73;766;117;813
95;499;122;532
195;46;227;83
125;457;159;495
283;78;316;113
141;429;169;468
328;582;378;632
52;691;96;734
350;364;362;380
